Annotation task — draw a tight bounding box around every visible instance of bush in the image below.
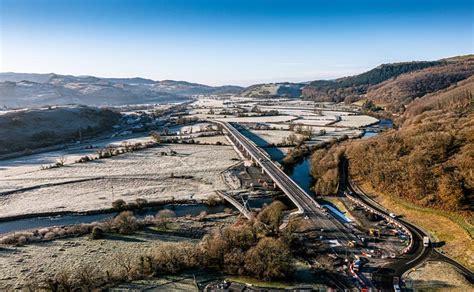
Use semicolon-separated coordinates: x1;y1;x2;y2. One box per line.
155;209;176;229
113;211;139;234
91;226;104;239
112;199;127;210
206;194;220;206
156;209;176;219
244;237;293;280
135;198;148;208
257;201;286;233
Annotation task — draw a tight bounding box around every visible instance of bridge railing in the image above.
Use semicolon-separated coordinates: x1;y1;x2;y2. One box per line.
210;120;323;213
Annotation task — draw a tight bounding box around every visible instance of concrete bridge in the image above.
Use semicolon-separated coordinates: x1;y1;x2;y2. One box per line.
212;120;321;214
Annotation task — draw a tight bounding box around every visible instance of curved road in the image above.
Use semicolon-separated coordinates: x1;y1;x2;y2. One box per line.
341;157;473;289
216;121;473;290
214;120;357;247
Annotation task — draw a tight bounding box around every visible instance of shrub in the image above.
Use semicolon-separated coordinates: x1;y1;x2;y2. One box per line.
113;211;139;234
244;237;293;280
206;194;220;206
257;201;286;233
112;199;127;210
156;209;176;219
135;198;148;208
91;226;104;240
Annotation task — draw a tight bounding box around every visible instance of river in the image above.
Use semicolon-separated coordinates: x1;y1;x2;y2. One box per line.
361;118;393;139
0;117;392;235
0;198;272;235
243;118;394;197
0;203;229;235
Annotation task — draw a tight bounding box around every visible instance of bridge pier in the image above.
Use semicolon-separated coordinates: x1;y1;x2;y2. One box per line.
210;120;314;214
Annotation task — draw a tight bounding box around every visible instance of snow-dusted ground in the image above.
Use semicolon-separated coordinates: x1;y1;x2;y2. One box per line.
167;122;215;134
292;116;339;126
216;115;297;123
190;98;225;108
306;129;363;144
194;135;230;145
250;130;304;145
0;144;238;218
0;134;154;176
332;115;379;127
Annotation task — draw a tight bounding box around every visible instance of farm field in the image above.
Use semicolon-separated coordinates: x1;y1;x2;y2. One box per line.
0;214;235;289
332;115;378;127
0;144;238;218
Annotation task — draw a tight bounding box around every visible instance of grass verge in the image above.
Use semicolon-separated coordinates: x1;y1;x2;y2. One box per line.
225;276;293;289
323;196;358;223
360;183;474;271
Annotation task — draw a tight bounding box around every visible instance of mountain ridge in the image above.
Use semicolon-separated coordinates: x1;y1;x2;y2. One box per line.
0;73;243;108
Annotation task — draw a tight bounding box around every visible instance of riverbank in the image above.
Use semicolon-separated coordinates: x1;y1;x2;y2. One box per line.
0;198;231;235
0;213;236;290
0;143;238;218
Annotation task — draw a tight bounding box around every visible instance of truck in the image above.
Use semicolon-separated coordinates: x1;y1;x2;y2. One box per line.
423;236;430;247
353;259;362;272
393;277;401;292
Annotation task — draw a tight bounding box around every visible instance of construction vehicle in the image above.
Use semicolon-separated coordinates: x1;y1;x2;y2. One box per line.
369;228;380;237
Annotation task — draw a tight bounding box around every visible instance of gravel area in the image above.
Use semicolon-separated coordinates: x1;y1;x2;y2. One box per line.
403;261;473;291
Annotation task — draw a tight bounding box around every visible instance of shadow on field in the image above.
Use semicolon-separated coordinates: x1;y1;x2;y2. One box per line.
103;233;146;242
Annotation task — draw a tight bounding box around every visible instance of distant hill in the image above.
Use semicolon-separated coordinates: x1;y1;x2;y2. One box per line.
311;67;473;217
442;54;474;62
366;60;474;112
0;73;243;108
0;105;121;155
241;82;304;98
0;72;57;83
302;60;445;103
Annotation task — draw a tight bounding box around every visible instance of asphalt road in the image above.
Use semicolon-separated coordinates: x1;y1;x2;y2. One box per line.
214;121;361;256
341;157;474;290
218;121;474;290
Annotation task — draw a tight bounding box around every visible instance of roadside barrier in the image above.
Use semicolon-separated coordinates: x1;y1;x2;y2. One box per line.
345;191;414;254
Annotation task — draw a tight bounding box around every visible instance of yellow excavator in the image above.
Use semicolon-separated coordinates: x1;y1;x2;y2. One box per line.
369;228;380;238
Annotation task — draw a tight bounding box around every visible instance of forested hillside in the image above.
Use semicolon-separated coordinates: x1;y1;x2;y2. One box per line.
366;60;474;112
302;60;443;103
310;73;473;214
0;106;121;155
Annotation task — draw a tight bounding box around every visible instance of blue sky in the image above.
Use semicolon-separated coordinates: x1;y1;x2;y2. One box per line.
1;0;472;86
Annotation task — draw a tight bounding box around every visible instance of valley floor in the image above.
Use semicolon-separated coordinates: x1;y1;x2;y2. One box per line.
0;143;238;218
0;214;235;289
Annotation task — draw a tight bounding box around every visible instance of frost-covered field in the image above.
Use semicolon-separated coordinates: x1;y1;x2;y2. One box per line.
332;115;378;127
0;234;195;289
0;134;154;177
216;115;297;123
292;116;339;126
250;130;304;145
306;129;363;144
190;97;225;108
0;144;238;218
194;135;230;145
167;122;215;134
